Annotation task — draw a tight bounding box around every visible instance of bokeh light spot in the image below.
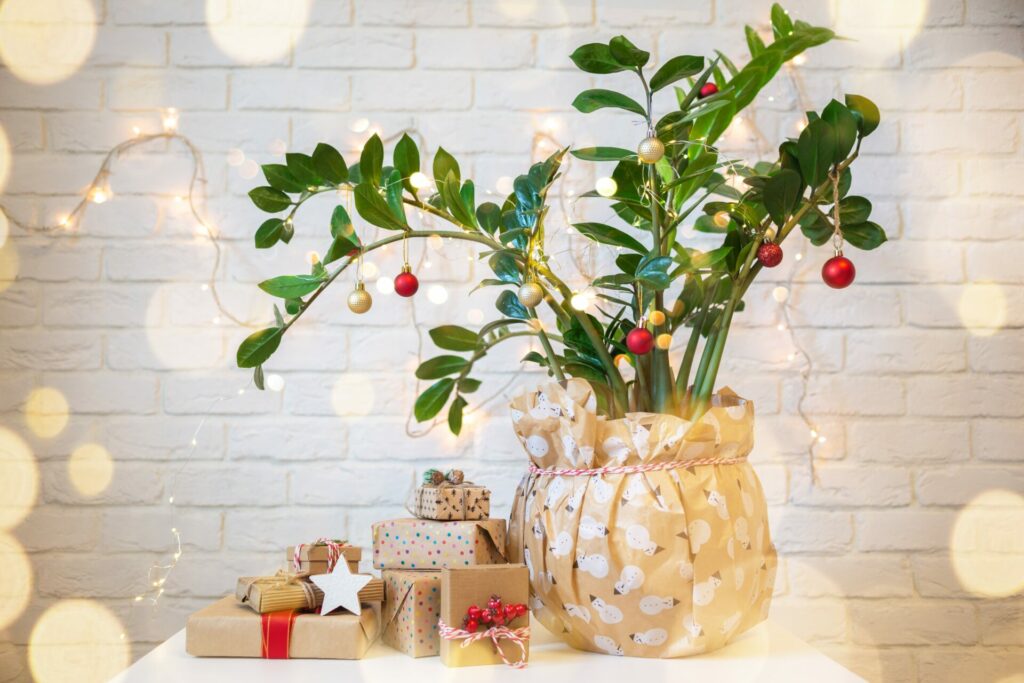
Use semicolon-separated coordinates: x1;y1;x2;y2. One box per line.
29;600;129;683
68;443;114;497
24;387;69;439
958;282;1006;337
0;427;38;530
206;0;311;64
951;489;1024;598
0;534;32;630
0;0;96;85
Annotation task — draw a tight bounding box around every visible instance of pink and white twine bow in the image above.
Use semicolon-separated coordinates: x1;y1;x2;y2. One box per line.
437;619;530;669
291;537;345;573
528;454;747;477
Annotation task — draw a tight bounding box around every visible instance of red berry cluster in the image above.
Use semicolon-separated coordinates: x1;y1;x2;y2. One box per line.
462;595;527;632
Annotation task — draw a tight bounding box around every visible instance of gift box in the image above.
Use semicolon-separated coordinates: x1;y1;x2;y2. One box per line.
412;483;490;521
372;518;507;570
381;569;442;657
236;572;384;614
288;539;361;575
186;596;379;659
440;564;530;668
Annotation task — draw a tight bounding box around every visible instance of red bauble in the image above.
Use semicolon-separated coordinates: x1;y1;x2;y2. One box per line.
757;242;783;268
699;82;719;98
822;254;856;289
394;270;419;297
626;328;654;355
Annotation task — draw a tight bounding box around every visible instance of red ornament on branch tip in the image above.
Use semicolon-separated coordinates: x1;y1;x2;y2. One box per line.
394;267;419;297
822;253;855;289
626;328;654;355
699;82;719;98
757;242;783;268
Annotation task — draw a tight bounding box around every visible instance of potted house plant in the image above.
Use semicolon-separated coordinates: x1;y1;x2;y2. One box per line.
236;4;885;657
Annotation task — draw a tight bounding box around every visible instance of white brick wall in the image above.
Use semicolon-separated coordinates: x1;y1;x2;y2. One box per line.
0;1;1022;681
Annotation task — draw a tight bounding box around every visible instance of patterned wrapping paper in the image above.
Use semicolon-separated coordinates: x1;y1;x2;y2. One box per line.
381;569;442;657
372;518;507;570
507;379;777;658
412;483;490;521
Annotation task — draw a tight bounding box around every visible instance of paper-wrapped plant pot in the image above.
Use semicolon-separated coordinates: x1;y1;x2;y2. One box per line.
507;379;777;658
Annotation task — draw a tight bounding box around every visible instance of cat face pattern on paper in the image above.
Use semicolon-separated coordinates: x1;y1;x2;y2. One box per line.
507;380;776;659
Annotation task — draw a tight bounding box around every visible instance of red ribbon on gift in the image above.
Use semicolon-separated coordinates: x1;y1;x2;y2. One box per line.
260;610;297;659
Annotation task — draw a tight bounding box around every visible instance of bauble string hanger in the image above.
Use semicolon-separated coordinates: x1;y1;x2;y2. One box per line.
821;170;856;289
516;243;544;308
347;247;373;314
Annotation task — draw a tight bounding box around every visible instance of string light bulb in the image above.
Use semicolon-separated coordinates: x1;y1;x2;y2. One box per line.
161;108;179;132
595;177;617;197
410;172;431;189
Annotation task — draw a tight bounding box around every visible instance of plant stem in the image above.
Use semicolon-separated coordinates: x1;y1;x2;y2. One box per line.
529;311;565;382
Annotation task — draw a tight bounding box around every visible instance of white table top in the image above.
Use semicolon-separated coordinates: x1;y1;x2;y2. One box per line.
111;617;863;682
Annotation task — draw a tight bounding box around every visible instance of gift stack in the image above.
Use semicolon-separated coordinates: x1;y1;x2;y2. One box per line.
375;468;531;668
186;539;385;660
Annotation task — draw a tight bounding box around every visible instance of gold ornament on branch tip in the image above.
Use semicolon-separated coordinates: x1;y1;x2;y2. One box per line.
637;136;665;164
347;282;372;314
517;281;544;308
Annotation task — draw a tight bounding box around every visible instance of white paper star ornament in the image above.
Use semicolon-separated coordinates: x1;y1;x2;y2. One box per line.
309;559;373;616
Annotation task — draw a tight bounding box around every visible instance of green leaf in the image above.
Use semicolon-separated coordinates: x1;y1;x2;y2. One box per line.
312;143;347;184
608;35;649;67
763;169;803;226
323;233;359;265
822;99;859;162
799;213;833;246
284;298;301;315
236;327;284;368
489;251;521;284
745;26;766;57
447;395;467;435
842;221;887;250
258;274;324;299
253;364;265;390
384;168;407;223
845;94;880;136
796;119;837;187
330;204;354;239
569;43;629;74
839;196;872;225
573;222;647;253
770;3;794;37
439;171;475;226
476;202;501;235
285;153;322;187
495;290;530;319
570;147;635;162
416;355;468;380
360;134;384;187
414;378;455;422
262;164;305;193
254;218;284;249
433;147;460;196
430;325;480;352
458;378;482;393
354;183;408;231
393;133;420;193
635;254;673;290
572;89;647;117
649;55;704;92
248;186;291;213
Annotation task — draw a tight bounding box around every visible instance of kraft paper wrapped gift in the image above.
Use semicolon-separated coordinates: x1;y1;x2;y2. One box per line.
186;596;379;659
372;518;507;570
412;483;490;521
440;564;530;668
287;539;361;575
381;569;442;657
236;572;384;614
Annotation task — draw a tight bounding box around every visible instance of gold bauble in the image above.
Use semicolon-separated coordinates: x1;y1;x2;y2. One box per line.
517;281;544;308
637;136;665;164
656;333;673;350
347;282;372;314
649;310;666;326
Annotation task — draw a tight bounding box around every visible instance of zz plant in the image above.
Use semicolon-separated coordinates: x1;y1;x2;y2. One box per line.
236;4;886;433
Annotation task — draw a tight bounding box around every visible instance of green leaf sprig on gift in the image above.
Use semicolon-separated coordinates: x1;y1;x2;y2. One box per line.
236;4;887;430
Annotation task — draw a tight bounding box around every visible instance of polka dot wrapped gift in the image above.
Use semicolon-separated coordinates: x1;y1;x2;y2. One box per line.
381;569;442;657
371;518;507;570
507;379;777;658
